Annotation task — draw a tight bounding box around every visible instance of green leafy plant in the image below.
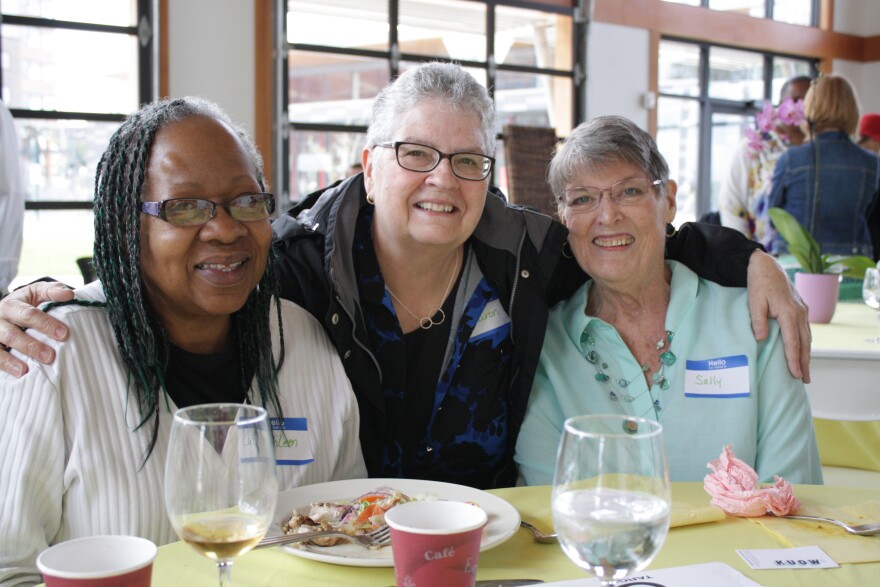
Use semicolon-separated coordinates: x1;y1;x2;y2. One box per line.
768;207;875;278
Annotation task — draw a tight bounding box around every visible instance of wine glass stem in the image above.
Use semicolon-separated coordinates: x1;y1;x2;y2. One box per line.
217;560;233;587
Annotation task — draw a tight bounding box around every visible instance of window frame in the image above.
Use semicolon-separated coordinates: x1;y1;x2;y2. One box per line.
668;0;819;26
0;0;157;211
657;36;818;219
273;0;585;203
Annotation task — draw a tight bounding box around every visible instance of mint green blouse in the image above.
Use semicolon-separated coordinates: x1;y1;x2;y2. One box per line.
515;261;823;485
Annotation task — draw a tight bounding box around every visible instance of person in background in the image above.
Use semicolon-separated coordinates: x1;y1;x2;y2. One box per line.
768;74;878;258
0;99;24;296
719;75;811;247
0;97;365;585
515;116;822;485
857;112;880;155
347;162;364;177
0;63;812;490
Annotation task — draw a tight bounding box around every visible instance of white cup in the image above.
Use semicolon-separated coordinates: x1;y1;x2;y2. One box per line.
36;535;157;587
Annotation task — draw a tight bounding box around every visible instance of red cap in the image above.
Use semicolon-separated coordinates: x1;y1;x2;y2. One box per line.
859;113;880;141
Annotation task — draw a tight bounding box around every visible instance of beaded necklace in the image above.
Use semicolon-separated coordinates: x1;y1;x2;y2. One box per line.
580;327;677;421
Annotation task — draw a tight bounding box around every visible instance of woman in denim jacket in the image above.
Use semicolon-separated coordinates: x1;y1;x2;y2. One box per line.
768;74;879;257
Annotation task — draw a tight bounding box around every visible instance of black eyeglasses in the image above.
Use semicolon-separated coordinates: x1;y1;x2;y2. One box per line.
376;141;494;181
139;193;276;227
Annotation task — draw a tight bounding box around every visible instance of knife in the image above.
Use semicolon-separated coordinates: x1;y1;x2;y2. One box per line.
387;582;543;586
474;581;545;586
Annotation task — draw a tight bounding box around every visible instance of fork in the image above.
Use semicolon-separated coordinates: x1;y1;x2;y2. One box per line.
255;525;392;549
781;515;880;536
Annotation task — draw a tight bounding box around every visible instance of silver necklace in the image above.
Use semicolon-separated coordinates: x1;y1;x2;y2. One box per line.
386;254;460;330
581;328;676;421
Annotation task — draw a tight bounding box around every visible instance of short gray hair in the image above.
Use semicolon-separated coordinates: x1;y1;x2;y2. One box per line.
366;62;497;155
548;115;669;212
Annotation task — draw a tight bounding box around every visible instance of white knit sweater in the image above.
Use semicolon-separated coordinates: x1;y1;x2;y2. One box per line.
0;282;366;586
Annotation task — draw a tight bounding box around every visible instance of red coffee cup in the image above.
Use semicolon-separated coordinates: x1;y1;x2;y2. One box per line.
385;500;488;587
36;535;157;587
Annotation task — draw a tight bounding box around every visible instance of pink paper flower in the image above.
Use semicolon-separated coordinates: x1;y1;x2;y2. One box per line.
703;445;801;517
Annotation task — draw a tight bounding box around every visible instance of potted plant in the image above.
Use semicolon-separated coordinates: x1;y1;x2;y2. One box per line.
768;207;875;323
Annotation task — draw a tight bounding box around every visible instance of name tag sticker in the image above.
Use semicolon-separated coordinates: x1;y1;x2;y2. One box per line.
270;417;315;465
684;355;750;398
736;546;838;570
469;298;511;340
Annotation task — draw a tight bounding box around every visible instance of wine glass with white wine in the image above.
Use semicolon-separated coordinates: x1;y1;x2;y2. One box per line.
165;404;278;587
863;267;880;343
552;414;671;586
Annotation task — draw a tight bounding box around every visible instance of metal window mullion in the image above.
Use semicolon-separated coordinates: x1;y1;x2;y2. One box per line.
763;54;773;102
487;0;496;100
696;45;711;219
389;0;399;76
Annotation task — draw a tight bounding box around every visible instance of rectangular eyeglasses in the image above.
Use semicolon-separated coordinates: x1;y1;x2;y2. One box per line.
563;178;663;214
376;141;494;181
139;193;276;227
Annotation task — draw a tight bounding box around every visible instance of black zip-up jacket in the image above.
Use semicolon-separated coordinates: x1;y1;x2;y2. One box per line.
272;174;760;488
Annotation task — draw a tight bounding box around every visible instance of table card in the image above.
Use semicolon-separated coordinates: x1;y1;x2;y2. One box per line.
535;562;763;586
736;545;838;570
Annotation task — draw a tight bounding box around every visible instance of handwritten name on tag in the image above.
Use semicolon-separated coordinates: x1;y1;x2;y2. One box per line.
469;298;511;340
736;546;838;570
270;417;315;465
684;355;750;398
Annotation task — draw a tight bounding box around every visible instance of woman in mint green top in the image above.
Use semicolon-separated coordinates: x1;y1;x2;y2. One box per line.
514;116;822;485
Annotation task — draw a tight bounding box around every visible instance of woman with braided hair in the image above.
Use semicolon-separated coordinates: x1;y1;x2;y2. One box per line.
0;97;365;585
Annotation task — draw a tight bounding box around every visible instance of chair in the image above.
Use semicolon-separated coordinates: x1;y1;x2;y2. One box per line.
502;125;559;218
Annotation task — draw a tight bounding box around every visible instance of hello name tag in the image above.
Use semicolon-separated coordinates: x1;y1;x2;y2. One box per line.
270;417;315;465
469;298;511;340
684;355;750;398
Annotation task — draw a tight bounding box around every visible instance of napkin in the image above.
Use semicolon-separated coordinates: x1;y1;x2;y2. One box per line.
670;501;725;528
751;500;880;564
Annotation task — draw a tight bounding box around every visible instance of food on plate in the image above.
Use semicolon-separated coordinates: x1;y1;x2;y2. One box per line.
281;485;415;546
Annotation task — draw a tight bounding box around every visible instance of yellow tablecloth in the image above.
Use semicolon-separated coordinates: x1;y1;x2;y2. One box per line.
145;483;879;587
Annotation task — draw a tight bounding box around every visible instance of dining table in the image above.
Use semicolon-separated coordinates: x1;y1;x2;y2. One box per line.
141;482;879;587
806;301;880;477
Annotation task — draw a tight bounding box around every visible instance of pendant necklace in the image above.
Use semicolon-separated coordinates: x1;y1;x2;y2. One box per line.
581;327;677;426
386;253;460;330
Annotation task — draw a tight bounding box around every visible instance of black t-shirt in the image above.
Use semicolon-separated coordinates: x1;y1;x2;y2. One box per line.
165;337;253;408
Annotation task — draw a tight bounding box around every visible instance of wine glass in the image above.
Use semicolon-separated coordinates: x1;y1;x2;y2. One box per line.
551;414;671;586
165;404;278;587
863;268;880;343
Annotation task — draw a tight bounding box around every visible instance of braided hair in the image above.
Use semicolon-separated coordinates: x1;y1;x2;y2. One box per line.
67;97;285;460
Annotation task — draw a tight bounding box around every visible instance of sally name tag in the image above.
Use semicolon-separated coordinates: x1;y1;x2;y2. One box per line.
270;417;315;465
684;355;750;398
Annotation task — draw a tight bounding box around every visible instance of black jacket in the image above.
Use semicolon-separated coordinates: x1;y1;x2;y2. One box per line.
272;174;759;487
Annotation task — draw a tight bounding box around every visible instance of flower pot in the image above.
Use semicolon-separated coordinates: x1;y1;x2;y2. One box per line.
794;272;840;324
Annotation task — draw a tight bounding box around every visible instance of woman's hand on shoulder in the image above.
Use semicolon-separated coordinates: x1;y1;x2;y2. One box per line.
746;250;811;383
0;282;73;377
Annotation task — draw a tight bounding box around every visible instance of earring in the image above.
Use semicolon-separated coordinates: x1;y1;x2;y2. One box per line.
665;223;677;237
366;193;375;205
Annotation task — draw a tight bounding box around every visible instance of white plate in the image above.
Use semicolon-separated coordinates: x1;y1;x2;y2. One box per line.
270;478;521;567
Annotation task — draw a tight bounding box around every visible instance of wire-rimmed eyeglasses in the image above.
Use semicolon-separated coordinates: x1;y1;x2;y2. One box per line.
376;141;494;181
139;193;275;227
563;178;663;214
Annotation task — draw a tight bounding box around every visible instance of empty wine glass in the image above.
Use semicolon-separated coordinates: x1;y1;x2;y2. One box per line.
864;267;880;343
552;415;671;586
165;404;278;587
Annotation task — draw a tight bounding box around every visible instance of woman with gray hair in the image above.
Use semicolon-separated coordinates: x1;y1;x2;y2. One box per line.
515;115;822;485
1;63;812;490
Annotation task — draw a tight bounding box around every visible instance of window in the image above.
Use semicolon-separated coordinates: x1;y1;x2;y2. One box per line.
657;39;815;223
278;0;583;203
1;0;154;287
662;0;816;26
